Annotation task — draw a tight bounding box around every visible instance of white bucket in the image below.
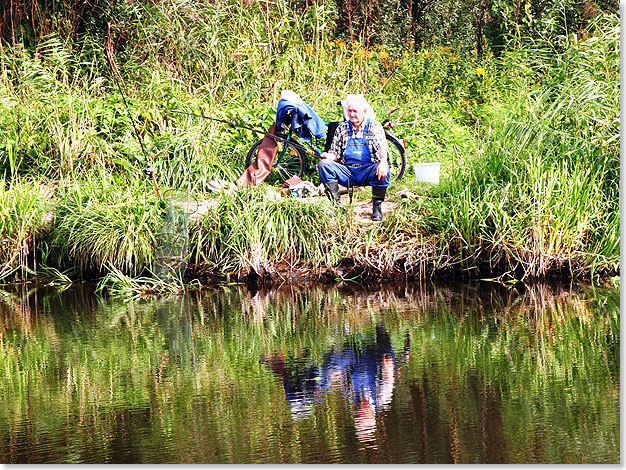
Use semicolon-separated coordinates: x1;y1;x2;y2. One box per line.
413;162;441;184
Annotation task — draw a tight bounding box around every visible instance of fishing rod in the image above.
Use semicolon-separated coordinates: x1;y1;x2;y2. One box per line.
105;23;163;200
166;109;320;156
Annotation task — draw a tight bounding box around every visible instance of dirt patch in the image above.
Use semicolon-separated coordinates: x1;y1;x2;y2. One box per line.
184;199;217;220
348;197;398;224
180;192;402;223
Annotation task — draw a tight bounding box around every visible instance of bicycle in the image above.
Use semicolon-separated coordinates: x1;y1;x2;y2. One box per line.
245;102;407;186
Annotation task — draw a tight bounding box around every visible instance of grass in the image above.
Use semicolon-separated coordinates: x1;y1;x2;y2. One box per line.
189;186;354;277
375;15;620;281
95;263;195;298
0;178;50;281
49;171;163;276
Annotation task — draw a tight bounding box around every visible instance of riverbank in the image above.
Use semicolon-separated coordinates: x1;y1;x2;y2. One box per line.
0;13;618;291
180;184;619;288
1;172;620;291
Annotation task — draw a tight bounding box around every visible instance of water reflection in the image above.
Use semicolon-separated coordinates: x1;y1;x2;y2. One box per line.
0;281;619;464
264;322;411;448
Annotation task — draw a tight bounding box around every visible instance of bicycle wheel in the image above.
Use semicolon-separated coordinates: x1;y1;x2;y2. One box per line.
245;138;307;185
385;134;407;182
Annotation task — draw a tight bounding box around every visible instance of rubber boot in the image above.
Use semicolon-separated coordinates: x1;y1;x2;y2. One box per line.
371;186;387;221
325;181;340;205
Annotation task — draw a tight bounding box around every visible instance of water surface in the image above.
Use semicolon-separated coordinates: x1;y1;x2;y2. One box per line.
0;281;619;463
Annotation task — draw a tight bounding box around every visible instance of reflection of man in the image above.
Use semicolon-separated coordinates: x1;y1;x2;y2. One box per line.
262;349;326;421
353;352;395;445
263;323;409;446
321;323;396;446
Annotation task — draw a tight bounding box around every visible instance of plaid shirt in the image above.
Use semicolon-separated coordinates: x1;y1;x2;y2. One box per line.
329;119;387;164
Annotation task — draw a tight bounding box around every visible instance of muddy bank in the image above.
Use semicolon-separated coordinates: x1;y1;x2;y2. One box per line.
185;255;619;288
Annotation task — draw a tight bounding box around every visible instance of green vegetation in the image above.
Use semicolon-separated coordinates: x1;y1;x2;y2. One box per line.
0;178;50;279
0;1;619;286
49;172;163;276
189;186;355;276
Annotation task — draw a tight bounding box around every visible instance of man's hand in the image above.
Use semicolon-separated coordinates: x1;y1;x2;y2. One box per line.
320;151;338;162
376;159;389;179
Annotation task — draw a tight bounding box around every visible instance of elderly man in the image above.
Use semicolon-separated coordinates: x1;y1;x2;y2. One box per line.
318;94;389;221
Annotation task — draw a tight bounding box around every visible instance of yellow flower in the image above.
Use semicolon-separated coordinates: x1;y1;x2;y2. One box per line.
471;57;475;62
379;50;389;60
449;56;458;62
475;67;486;76
424;51;432;59
356;49;370;59
472;99;477;105
452;65;457;70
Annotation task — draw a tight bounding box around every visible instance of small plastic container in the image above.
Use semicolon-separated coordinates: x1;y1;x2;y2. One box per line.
413;162;441;184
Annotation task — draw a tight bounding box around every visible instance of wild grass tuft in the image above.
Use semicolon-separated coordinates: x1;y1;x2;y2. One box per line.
95;263;192;298
190;186;354;276
0;178;50;280
49;172;163;276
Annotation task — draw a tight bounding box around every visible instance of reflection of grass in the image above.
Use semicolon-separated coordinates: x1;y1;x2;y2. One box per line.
95;264;189;298
0;283;619;463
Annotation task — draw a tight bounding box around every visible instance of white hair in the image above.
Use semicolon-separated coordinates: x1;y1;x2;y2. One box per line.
341;94;376;121
344;94;368;110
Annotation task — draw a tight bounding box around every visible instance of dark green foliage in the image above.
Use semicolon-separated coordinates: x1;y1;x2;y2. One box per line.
2;0;618;59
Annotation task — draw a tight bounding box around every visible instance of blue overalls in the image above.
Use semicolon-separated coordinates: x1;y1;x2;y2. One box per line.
318;119;390;188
